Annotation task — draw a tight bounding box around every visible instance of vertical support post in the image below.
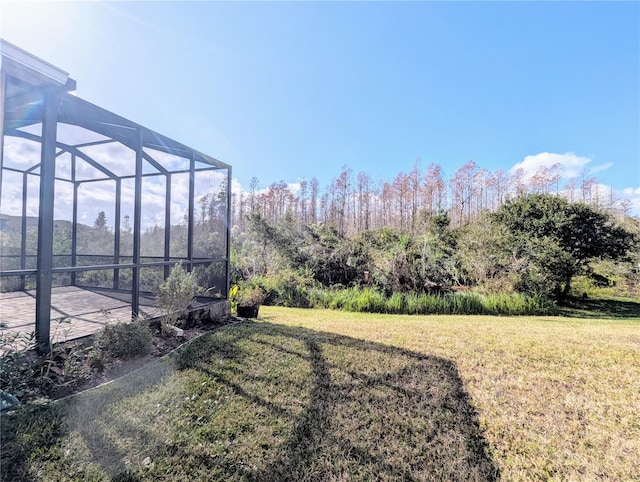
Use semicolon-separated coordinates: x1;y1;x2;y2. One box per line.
225;167;232;299
35;88;59;353
187;155;195;271
20;172;28;290
71;155;77;286
114;179;121;289
131;130;143;318
0;70;5;201
164;173;172;279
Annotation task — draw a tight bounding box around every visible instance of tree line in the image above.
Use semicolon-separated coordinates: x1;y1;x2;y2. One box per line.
229;160;639;304
230;159;634;235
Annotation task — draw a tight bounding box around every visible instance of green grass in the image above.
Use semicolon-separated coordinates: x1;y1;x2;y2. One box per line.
2;306;639;481
308;287;558;316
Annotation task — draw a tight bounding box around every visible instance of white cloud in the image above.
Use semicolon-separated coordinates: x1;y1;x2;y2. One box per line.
510;152;592;180
286;182;302;195
56;123;110;146
588;162;613;175
231;178;244;196
510;153;638;216
620;186;640;216
623;187;640;196
3;137;41;170
144;147;190;172
235;180;302;197
79;142;136;178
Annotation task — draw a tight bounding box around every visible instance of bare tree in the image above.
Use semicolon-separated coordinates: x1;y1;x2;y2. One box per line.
310;177;319;223
299;179;308;223
424;163;445;215
581;173;596;204
391;171;407;231
357;171;372;231
380;181;393;228
565;178;576;203
409;159;422;232
339;167;353;235
449;160;478;227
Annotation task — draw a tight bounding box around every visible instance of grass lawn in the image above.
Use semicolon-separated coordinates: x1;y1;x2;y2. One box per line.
2;306;639;481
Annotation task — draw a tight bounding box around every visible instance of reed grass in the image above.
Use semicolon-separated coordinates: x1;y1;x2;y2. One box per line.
309;287;557;316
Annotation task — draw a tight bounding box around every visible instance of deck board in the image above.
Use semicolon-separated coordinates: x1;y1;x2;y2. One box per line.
0;286;162;352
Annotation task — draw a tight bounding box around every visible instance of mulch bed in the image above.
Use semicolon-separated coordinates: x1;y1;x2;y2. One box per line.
2;318;243;406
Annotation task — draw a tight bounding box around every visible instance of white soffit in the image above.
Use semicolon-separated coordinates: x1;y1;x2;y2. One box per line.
1;38;69;87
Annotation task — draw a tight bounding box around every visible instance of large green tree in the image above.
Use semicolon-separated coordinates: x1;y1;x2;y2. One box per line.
94;211;107;231
493;194;635;298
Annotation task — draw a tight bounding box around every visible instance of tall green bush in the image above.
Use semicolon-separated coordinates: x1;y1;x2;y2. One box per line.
157;263;197;331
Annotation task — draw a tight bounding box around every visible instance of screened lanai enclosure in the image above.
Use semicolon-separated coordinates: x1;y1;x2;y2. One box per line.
0;40;231;352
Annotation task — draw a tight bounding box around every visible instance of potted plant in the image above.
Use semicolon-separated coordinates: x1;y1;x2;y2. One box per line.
231;284;266;318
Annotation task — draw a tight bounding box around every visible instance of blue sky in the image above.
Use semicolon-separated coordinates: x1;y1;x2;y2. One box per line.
2;1;639;213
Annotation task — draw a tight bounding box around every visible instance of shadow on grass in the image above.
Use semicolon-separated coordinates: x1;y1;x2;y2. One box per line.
2;321;499;481
0;403;68;482
558;297;640;319
1;356;175;481
174;322;499;481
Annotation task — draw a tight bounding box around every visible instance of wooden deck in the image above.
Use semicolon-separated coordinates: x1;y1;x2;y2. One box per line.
0;286;163;352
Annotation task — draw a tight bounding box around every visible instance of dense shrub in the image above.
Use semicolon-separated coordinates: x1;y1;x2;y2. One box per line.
251;270;314;307
233;203;637;303
94;321;153;359
493;194;635;298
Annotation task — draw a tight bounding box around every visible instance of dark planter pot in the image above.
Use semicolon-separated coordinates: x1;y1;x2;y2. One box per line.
237;305;260;318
